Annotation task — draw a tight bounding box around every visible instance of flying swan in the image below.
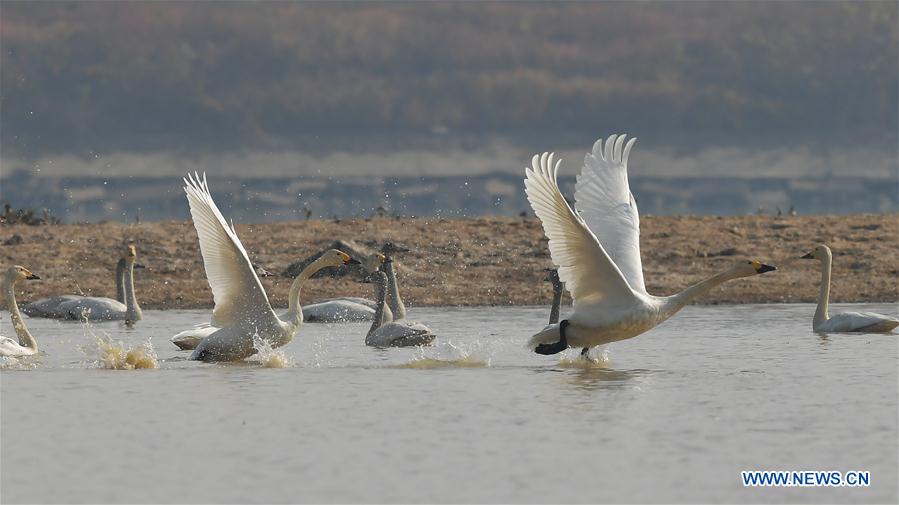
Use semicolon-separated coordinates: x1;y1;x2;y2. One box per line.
1;266;41;357
800;244;898;333
182;173;355;362
23;253;144;319
364;270;435;347
524;134;777;356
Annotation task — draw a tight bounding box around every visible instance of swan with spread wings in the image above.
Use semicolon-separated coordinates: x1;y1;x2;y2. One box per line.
524;134;777;357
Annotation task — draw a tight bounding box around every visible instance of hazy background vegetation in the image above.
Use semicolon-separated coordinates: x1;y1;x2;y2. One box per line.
1;1;896;220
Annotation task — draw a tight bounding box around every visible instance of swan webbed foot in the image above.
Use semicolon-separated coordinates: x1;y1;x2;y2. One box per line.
534;320;570;355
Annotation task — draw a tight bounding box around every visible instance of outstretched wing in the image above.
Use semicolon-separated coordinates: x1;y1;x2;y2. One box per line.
524;152;637;306
183;172;273;327
574;134;646;293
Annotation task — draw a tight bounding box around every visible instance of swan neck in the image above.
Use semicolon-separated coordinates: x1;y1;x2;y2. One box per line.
4;278;36;351
367;277;388;337
549;282;562;324
124;260;141;322
662;269;735;318
382;260;406;320
814;256;832;326
287;256;329;324
115;258;126;303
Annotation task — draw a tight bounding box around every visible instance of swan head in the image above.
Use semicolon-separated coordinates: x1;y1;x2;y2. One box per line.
360;253;387;273
124;245;138;262
380;241;409;259
319;249;356;268
6;265;40;283
543;268;561;285
800;244;832;261
731;260;777;277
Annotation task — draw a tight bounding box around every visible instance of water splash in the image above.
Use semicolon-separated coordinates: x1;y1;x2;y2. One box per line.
92;335;158;370
0;355;39;370
393;340;490;369
82;324;158;370
249;335;295;368
558;345;611;368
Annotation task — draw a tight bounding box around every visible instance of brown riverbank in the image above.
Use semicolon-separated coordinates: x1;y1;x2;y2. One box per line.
1;214;896;310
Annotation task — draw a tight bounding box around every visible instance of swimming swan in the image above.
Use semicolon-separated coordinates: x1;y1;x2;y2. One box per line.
182;173;355;362
303;253;388;323
545;268;563;325
1;266;41;357
524;134;777;356
364;271;435;347
22;256;143;318
54;246;143;323
800;245;898;333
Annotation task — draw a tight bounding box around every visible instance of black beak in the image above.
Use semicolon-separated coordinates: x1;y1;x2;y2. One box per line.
27;273;40;280
756;264;777;274
800;252;814;259
134;263;146;269
346;258;361;265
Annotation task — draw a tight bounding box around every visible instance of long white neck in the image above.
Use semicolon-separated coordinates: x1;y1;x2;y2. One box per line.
382;260;406;320
549;280;562;324
367;276;388;337
814;256;832;327
124;259;142;322
285;256;332;327
4;277;37;351
115;258;127;303
659;268;741;320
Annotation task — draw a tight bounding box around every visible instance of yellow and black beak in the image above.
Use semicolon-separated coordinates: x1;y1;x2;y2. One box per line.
26;272;40;280
800;252;814;259
339;252;357;265
377;253;386;263
756;264;777;274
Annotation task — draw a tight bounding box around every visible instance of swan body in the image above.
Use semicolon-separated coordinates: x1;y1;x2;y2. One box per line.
801;245;898;333
54;246;143;322
303;299;375;322
1;266;41;357
181;173;354;362
364;271;435;347
524;134;776;354
23;257;141;318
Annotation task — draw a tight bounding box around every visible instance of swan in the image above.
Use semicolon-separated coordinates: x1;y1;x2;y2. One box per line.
53;246;143;323
364;271;435;347
545;268;563;324
22;256;144;318
1;266;41;357
800;244;898;333
524;134;777;356
379;242;408;320
181;172;356;362
303;253;388;323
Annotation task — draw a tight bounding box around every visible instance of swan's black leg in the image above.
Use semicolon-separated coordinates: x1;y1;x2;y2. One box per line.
581;347;590;358
535;320;570;355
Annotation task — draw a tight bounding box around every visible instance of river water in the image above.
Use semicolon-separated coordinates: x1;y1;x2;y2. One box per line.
1;304;896;503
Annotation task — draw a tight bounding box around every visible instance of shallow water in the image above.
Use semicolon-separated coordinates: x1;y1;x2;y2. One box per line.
1;304;896;504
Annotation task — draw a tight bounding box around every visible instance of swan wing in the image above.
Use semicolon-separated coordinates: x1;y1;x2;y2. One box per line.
183;173;273;328
574;134;646;293
524;151;636;305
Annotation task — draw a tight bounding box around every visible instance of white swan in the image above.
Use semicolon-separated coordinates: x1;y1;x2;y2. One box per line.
1;266;41;357
545;268;563;325
524;134;777;356
53;246;143;323
800;244;898;333
182;173;355;362
364;271;435;347
22;257;143;318
303;253;388;323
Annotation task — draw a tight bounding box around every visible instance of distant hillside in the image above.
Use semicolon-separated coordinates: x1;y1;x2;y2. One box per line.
1;2;896;158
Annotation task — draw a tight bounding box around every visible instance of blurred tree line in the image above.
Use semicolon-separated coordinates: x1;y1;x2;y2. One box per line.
1;1;895;158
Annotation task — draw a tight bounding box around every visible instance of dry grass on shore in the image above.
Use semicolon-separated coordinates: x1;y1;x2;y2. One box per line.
1;214;896;310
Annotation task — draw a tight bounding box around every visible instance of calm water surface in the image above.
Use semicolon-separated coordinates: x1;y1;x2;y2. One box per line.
2;304;896;504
